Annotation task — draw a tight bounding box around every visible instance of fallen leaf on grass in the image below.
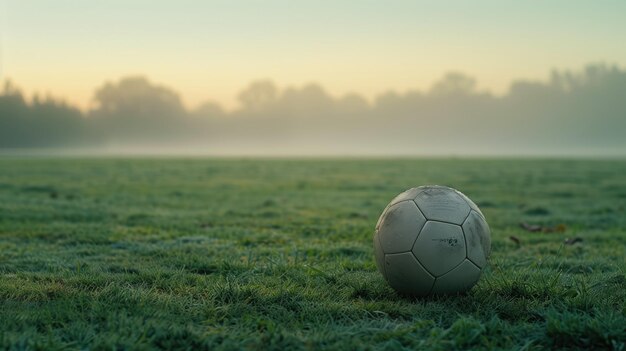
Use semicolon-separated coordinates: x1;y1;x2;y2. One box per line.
564;237;583;245
520;222;566;233
520;222;541;232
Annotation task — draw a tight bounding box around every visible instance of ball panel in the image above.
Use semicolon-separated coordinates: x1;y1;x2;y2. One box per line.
373;232;387;279
388;187;423;206
376;189;418;230
412;221;466;277
462;210;491;267
375;208;387;231
430;259;481;294
454;189;485;219
378;200;427;254
414;186;471;225
384;252;434;295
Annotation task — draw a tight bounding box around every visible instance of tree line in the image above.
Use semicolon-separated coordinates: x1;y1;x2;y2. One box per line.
1;63;625;154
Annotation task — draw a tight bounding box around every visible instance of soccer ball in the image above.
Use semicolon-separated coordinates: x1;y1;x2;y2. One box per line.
373;185;491;296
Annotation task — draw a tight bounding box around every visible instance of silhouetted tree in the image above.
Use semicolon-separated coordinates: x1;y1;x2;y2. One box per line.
237;80;278;112
89;76;188;144
0;81;88;148
430;72;478;96
0;63;625;154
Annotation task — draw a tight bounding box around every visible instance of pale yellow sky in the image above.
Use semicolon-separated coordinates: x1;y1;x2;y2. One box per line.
2;0;626;111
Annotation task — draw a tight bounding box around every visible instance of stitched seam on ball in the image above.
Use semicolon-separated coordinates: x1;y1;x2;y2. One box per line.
466;257;482;270
422;218;465;226
409;199;427;250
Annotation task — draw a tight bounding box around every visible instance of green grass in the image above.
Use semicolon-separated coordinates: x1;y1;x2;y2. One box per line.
0;157;625;350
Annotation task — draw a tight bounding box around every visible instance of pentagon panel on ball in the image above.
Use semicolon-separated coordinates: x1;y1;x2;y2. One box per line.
374;185;491;296
431;259;481;294
376;200;426;254
414;185;471;225
454;189;486;219
412;221;466;277
462;210;491;268
376;187;422;230
384;252;434;295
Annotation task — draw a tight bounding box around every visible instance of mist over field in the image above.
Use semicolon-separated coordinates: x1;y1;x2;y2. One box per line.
2;2;626;349
1;63;625;156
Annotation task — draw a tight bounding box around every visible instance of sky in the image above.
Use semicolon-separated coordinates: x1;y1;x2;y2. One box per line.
2;0;626;111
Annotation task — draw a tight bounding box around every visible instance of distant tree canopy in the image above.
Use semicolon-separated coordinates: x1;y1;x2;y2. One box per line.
429;72;478;96
0;81;88;148
90;77;189;144
1;63;625;154
93;76;184;117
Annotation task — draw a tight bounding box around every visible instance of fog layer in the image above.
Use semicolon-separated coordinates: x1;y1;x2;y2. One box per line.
1;63;624;156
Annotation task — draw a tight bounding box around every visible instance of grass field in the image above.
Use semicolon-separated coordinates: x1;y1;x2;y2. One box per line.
0;157;625;350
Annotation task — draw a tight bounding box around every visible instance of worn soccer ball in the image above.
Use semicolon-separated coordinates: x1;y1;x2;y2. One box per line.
374;185;491;296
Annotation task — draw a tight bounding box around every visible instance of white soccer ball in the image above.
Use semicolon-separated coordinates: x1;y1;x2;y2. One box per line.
374;185;491;296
